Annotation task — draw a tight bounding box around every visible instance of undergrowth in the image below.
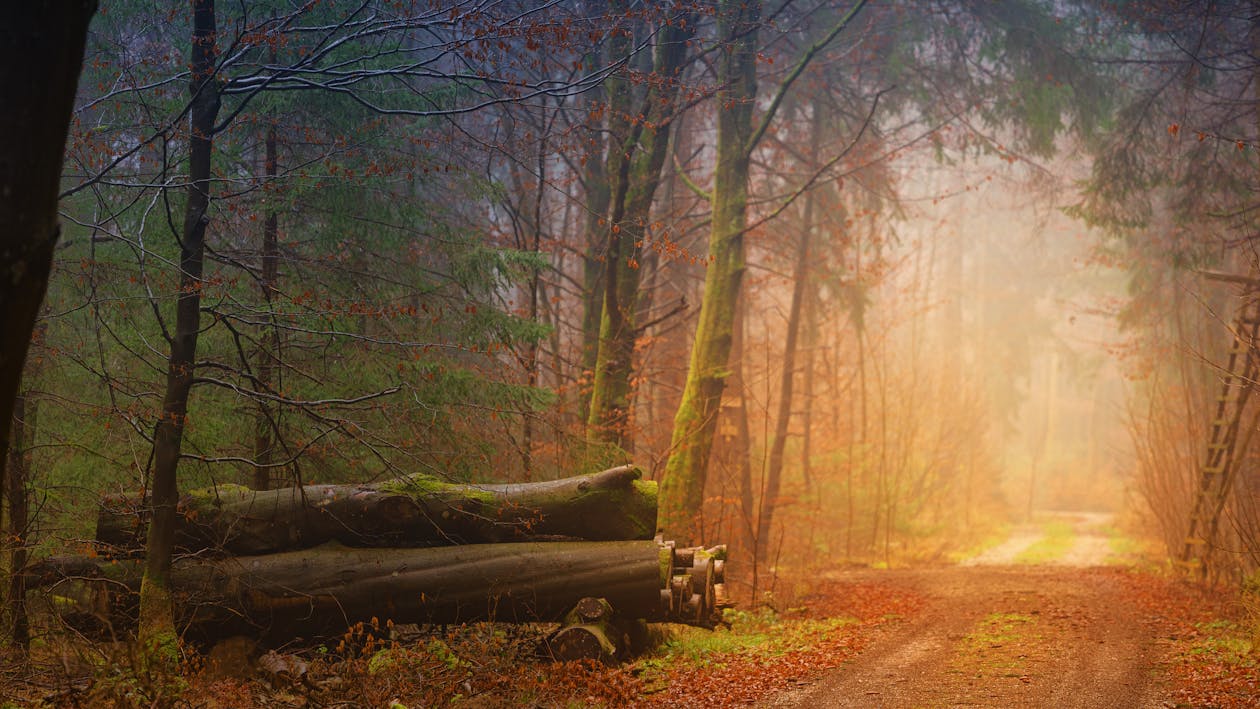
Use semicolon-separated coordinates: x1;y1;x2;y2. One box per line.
1170;617;1259;708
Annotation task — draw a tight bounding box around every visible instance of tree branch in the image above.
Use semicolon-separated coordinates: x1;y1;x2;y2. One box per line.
744;0;869;157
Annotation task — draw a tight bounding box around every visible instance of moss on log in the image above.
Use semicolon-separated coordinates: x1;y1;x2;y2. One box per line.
98;465;658;555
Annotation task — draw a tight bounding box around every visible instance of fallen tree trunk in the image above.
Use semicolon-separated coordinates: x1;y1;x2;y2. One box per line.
31;539;727;642
97;465;657;555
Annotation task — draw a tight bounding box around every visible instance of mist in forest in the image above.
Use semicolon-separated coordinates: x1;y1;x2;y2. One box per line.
9;7;1260;686
688;146;1136;575
893;163;1133;517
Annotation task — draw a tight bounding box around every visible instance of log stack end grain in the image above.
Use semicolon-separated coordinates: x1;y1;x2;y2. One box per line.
655;543;728;628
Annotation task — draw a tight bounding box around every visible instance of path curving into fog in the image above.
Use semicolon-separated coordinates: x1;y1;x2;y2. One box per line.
765;510;1161;708
962;510;1116;567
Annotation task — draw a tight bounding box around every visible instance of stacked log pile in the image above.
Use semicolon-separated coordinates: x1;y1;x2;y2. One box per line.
31;466;729;661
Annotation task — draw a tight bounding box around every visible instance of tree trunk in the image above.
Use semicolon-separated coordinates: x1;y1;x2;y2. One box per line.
659;0;759;542
35;540;727;640
800;281;817;490
755;101;820;563
5;385;35;647
728;298;756;553
586;13;695;449
253;117;280;492
656;0;867;544
523;127;547;480
99;465;658;555
0;1;95;475
579;71;611;431
755;249;807;561
141;0;222;653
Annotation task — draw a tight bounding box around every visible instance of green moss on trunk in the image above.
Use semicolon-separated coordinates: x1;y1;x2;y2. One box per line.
659;0;760;543
100;466;658;554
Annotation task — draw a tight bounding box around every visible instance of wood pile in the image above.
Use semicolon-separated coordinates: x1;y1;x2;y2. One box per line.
30;466;730;663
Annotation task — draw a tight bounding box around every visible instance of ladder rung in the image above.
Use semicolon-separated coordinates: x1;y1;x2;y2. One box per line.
1185;537;1208;546
1203;466;1225;475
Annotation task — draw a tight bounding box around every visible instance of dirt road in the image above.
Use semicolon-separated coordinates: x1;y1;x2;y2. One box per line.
766;513;1176;708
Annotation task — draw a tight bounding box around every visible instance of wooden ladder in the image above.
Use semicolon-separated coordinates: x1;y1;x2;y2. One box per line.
1180;280;1260;575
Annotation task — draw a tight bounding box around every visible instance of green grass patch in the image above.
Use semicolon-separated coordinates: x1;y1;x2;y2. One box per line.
1168;614;1260;708
1186;620;1257;667
1105;528;1140;561
952;612;1041;676
946;523;1013;564
1013;521;1075;564
1099;525;1150;567
965;612;1038;646
639;608;857;672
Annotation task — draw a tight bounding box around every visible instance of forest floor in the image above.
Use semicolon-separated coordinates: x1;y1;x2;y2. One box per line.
646;511;1260;708
757;512;1260;709
4;512;1258;707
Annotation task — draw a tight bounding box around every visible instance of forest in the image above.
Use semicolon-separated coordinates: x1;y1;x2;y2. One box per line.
2;0;1260;706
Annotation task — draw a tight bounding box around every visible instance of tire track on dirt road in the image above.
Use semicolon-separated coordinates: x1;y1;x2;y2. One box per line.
764;513;1171;708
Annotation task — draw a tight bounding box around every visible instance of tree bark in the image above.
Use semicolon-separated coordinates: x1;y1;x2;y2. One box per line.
586;12;695;449
579;100;611;431
522;119;547;480
0;1;95;478
659;0;759;543
252;115;281;491
657;0;868;545
99;465;658;555
141;0;222;651
35;540;726;640
5;385;34;646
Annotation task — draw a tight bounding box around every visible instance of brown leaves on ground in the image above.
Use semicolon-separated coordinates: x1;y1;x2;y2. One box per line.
639;581;924;707
1115;570;1260;708
5;568;1256;708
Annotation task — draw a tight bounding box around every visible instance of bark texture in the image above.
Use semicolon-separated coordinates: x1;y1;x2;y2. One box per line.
99;465;658;555
0;1;96;474
658;0;868;542
586;12;695;448
34;540;727;640
253;117;280;491
658;0;759;542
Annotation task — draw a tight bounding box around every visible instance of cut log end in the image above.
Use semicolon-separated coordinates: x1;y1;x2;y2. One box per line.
549;624;619;664
549;597;625;664
573;597;613;624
